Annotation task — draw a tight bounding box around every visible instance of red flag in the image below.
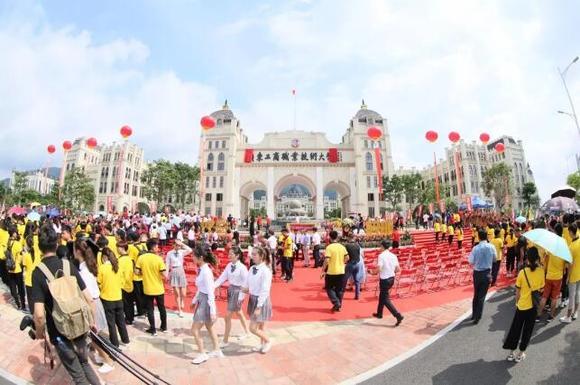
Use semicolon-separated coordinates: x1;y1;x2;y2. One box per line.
328;148;338;163
244;149;254;163
374;147;383;193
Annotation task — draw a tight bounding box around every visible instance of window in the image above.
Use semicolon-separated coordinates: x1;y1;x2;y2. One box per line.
212;176;216;188
216;207;223;217
368;206;375;218
367;176;371;188
364;139;369;148
217;152;225;171
132;186;138;197
205;176;210;188
221;140;226;148
373;176;378;188
216;193;223;201
112;166;117;177
219;176;224;188
207;153;214;171
209;141;213;149
205;193;212;201
368;193;375;201
365;152;373;171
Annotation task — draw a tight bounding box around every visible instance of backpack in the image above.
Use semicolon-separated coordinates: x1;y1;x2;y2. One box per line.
522;268;542;310
37;259;93;340
5;241;16;271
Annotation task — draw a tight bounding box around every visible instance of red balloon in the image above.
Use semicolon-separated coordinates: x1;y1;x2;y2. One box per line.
62;140;72;151
120;125;133;138
479;133;490;144
425;130;438;143
367;126;383;140
86;137;98;149
47;145;56;154
200;116;216;130
448;131;460;143
495;142;505;153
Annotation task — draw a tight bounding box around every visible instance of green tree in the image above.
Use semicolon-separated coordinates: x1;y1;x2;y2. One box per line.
141;160;176;207
482;163;513;210
43;184;61;206
419;180;451;206
324;207;342;219
11;171;28;204
567;171;580;202
382;175;404;210
521;182;540;209
401;173;422;206
173;162;200;209
61;168;95;212
0;184;9;206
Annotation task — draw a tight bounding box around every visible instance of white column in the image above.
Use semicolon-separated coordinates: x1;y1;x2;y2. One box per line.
267;167;275;219
316;167;324;220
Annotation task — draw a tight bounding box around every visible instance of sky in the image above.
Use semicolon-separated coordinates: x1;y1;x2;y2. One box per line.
0;0;579;201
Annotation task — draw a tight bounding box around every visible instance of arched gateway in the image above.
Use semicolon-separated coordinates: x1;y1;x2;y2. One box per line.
199;100;395;220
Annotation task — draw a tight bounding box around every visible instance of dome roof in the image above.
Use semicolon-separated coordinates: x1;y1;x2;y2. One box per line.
354;99;382;120
210;100;236;120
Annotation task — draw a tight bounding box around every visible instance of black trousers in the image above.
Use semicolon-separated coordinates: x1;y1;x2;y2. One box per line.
472;269;491;321
376;277;401;319
145;294;167;332
133;280;145;316
122;289;135;323
458;240;463;249
491;260;501;284
435;232;440;242
26;285;34;316
503;307;536;352
0;259;8;285
506;248;516;273
325;274;345;308
313;245;322;267
448;235;454;245
54;336;100;385
8;272;25;309
282;257;294;280
101;299;129;347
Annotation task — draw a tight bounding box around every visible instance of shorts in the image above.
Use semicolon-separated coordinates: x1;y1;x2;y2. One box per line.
543;279;562;300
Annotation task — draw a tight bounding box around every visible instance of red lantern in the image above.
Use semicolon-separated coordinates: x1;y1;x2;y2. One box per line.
479;133;490;144
367;126;383;140
120;125;133;139
448;131;460;143
86;137;98;149
495;142;505;153
62;140;72;151
200;116;216;130
47;145;56;154
425;130;438;143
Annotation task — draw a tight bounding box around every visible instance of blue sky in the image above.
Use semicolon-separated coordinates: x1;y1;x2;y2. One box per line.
1;0;579;201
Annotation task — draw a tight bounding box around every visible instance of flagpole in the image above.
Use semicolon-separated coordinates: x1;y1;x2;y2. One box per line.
292;89;297;130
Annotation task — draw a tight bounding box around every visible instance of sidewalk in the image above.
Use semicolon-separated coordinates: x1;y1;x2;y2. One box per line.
0;286;473;385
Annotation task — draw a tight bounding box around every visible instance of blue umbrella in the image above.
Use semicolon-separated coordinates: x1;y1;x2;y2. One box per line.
26;211;41;222
47;208;60;218
515;216;527;224
523;229;572;263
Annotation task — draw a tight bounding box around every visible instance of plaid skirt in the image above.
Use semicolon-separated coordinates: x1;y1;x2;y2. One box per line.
227;285;243;312
169;267;187;288
247;294;272;323
193;292;212;323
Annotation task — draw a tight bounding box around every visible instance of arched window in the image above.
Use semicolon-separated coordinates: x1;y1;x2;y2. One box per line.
217;152;225;171
365;152;373;171
207;153;214;171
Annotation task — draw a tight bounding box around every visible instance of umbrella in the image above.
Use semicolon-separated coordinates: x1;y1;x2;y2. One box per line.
47;208;60;218
29;202;42;208
7;206;26;216
523;229;572;263
540;196;579;213
26;211;41;222
515;216;527;224
551;185;577;199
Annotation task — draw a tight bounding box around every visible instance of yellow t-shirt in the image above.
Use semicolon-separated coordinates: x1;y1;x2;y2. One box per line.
441;224;447;234
283;236;293;258
0;228;9;261
8;241;23;273
17;224;25;239
136;253;166;296
97;261;123;301
325;242;348;275
447;225;454;236
545;252;566;281
487;228;494;242
453;213;460;223
490;238;504;261
515;267;545;311
455;228;463;241
106;235;119;257
563;228;580;247
128;244;142;282
434;223;441;232
568;238;580;283
500;228;505;240
472;228;479;243
118;255;134;293
505;235;517;248
22;250;40;287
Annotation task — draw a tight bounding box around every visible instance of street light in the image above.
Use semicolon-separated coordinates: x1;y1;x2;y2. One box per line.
557;56;580;139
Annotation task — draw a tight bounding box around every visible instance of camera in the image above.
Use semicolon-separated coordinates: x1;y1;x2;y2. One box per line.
20;315;36;340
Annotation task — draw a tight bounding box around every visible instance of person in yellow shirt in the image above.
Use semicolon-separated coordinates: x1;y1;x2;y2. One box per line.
561;223;580;323
447;224;454;246
472;226;480;247
455;224;464;250
7;229;26;310
22;235;41;313
280;229;294;282
503;247;544;362
97;247;130;348
434;220;441;243
487;225;495;242
441;223;447;242
117;242;135;325
322;230;349;312
136;239;168;335
490;229;504;285
128;232;146;317
505;229;518;277
538;247;566;321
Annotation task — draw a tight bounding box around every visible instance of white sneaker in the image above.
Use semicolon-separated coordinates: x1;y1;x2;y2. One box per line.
94;354;104;365
251;345;263;352
219;341;230;349
98;363;114;374
209;350;225;358
573;311;578;320
560;316;573;324
237;333;250;341
260;342;272;354
191;353;209;365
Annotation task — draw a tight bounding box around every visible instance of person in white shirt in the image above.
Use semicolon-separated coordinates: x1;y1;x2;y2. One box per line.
191;245;223;365
214;246;250;347
165;240;192;317
266;231;278;274
187;226;196;248
158;223;168;246
175;228;184;243
242;246;273;354
368;240;403;326
311;228;322;268
301;231;311;267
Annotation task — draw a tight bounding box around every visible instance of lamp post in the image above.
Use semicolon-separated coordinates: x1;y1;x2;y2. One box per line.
557;56;580;139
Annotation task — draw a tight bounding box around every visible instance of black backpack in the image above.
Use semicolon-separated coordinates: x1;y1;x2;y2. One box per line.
5;241;16;271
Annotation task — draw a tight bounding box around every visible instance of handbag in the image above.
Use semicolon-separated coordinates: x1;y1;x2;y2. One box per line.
522;268;542;309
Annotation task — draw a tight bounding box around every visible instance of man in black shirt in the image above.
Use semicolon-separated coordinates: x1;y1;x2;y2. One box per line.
343;236;362;300
31;225;100;385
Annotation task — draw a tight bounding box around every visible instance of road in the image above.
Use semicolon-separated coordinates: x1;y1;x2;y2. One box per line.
362;287;580;385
